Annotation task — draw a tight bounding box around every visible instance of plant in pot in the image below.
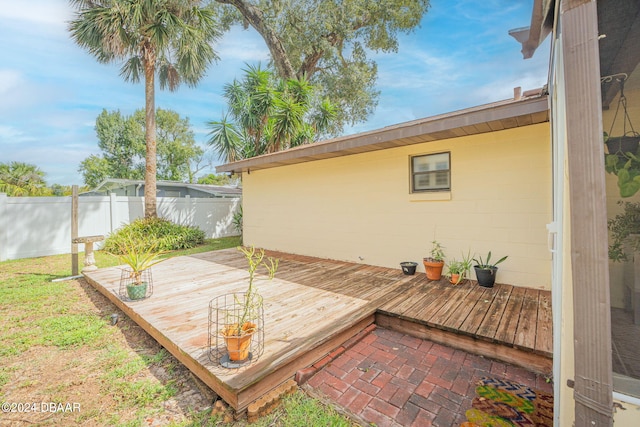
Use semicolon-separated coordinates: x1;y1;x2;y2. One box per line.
604;78;640;197
423;240;446;281
473;251;508;288
221;246;278;362
607;200;640;262
446;251;473;285
114;238;166;301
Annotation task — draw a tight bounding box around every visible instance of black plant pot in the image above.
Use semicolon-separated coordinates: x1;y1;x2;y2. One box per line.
606;135;640;160
400;262;418;275
474;266;498;288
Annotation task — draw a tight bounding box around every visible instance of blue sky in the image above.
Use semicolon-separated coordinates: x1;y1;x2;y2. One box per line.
0;0;549;186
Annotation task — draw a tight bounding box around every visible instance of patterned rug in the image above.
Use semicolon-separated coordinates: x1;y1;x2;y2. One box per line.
461;377;553;427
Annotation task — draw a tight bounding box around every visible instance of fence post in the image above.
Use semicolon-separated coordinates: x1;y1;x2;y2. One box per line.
110;193;118;232
0;193;7;261
71;186;79;276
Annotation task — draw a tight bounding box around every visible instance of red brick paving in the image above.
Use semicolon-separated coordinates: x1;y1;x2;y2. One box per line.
306;327;553;427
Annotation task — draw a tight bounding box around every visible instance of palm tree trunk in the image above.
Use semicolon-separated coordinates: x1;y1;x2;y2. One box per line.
144;61;158;218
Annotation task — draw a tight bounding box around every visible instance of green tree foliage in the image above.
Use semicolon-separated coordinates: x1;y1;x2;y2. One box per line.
207;65;336;162
69;0;221;217
0;161;51;196
197;173;233;185
79;109;204;188
209;0;430;132
49;184;83;197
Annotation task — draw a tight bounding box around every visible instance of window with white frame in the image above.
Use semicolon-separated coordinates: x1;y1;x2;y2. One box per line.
411;152;450;192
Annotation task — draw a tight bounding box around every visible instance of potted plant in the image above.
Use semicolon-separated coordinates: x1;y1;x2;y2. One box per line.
473;251;508;288
221;246;278;362
114;238;166;300
608;200;640;262
400;261;418;275
603;80;640;197
446;251;473;285
446;261;465;285
423;240;446;280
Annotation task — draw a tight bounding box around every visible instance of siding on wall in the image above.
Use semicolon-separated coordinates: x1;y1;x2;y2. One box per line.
243;123;552;289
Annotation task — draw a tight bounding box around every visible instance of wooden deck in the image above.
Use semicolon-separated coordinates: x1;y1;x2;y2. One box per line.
84;248;552;411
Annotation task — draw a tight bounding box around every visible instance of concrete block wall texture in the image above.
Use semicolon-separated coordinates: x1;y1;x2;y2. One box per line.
242;123;552;289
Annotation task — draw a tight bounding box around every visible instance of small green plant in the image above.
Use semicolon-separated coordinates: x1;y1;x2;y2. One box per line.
112;238;166;285
426;240;445;262
232;205;243;235
223;246;278;338
446;251;473;284
446;261;465;275
103;217;205;254
473;251;508;270
608;200;640;262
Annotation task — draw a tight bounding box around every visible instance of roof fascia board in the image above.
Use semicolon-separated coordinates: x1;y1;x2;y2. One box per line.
217;96;548;174
522;0;555;59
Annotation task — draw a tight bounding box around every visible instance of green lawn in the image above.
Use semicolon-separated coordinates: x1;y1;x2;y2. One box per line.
0;237;356;426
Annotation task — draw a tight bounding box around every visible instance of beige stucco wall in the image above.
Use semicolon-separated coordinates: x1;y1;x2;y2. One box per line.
243;123;552;289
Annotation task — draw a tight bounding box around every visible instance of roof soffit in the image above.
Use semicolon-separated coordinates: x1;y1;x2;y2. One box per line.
217;95;549;174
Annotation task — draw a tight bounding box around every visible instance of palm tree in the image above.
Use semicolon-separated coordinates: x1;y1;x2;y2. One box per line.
207;65;337;163
0;162;51;196
69;0;221;218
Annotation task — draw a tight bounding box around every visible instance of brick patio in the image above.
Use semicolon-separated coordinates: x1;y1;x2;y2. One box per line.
305;326;553;427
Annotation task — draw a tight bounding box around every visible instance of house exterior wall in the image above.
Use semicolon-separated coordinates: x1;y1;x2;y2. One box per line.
243;123;552;289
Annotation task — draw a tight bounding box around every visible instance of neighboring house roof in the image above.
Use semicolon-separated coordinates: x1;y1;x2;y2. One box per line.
82;179;242;197
216;91;549;175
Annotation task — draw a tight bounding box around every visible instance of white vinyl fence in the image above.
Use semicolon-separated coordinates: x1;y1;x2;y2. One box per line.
0;193;241;261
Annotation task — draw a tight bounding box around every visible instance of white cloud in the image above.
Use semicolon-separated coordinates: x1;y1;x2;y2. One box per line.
0;125;36;144
216;26;270;64
0;0;72;27
0;69;22;95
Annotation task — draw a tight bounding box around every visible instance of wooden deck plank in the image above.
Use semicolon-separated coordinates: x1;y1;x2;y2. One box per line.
415;281;464;325
459;285;499;335
476;284;514;341
395;288;438;319
535;290;553;355
429;281;476;329
514;288;540;350
440;282;491;330
493;286;526;344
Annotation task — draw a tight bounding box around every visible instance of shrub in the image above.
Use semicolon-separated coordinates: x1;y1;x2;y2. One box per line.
103;218;205;254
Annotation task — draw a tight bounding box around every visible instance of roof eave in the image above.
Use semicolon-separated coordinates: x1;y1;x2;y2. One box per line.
216;95;549;175
520;0;555;59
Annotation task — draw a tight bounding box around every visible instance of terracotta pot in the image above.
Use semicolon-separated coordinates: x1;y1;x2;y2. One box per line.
223;333;254;361
423;259;444;281
449;273;461;285
222;322;256;361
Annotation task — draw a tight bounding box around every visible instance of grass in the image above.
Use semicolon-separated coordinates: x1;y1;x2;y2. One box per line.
0;236;358;426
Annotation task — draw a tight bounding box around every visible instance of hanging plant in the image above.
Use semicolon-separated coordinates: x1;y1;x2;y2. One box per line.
604;77;640;197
